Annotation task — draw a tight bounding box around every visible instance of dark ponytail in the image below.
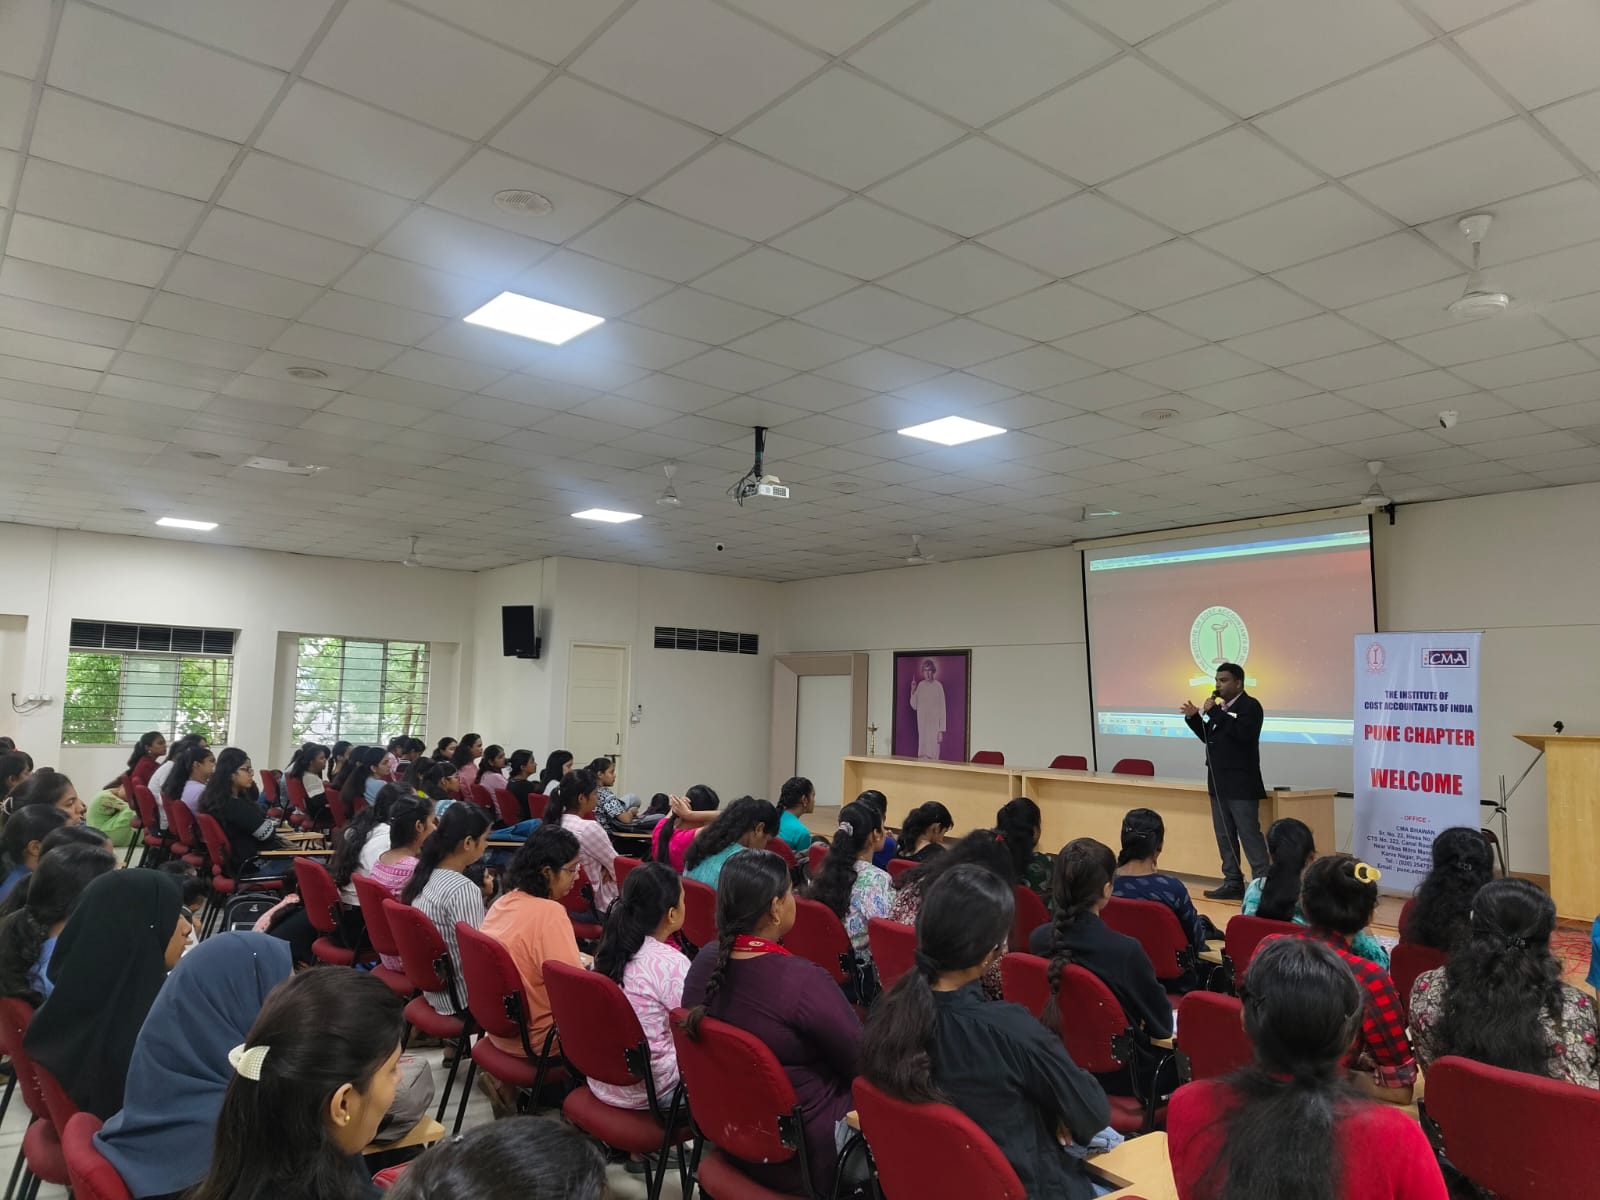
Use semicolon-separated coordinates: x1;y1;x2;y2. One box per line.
1041;837;1115;1034
416;760;458;802
401;803;490;904
683;849;790;1040
125;732;164;772
806;800;881;919
387;795;435;852
683;797;779;872
544;768;597;826
1258;818;1315;922
862;865;1013;1104
331;783;405;888
505;825;580;898
450;735;481;772
341;746;385;806
899;802;954;856
0;808;67;886
0;842;117;1003
994;797;1042;880
1404;826;1493;951
162;746;213;802
1116;807;1164;867
777;777;813;813
595;862;682;984
538;751;573;791
650;784;718;862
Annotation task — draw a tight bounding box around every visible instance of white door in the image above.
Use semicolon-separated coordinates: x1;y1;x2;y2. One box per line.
795;674;852;807
566;644;627;771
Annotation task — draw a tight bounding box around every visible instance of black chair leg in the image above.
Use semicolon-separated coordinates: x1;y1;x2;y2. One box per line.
452;1056;478;1134
434;1029;468;1123
0;1072;14;1127
2;1146;24;1200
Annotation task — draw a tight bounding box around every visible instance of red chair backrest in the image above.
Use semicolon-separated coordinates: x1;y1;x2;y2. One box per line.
867;918;916;990
382;898;457;1003
1111;758;1155;776
1397;896;1417;938
0;996;50;1123
193;812;235;878
614;856;643;887
1426;1054;1600;1199
131;785;161;835
260;769;280;804
1102;896;1191;980
970;750;1004;765
464;783;494;811
293;857;343;936
33;1058;81;1133
767;837;798;870
489;789;522;826
1000;953;1129;1073
453;922;529;1046
325;786;350;829
1223;914;1300;972
680;878;718;948
560;869;595;917
854;1077;1025;1200
785;897;853;985
545;960;648;1089
352;874;403;960
669;1008;804;1169
1049;755;1089;771
1011;885;1049;955
1389;941;1449;1022
885;858;917;880
64;1113;131;1200
1176;992;1251;1080
164;796;199;849
807;843;827;878
284;774;310;816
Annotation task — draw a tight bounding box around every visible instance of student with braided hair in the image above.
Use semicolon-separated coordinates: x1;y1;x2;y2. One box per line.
863;865;1108;1199
682;849;860;1197
805;799;893;964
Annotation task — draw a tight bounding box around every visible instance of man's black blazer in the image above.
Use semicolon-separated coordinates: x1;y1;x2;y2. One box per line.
1185;692;1266;801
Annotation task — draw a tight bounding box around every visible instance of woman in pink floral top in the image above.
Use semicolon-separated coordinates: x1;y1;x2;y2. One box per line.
1407;878;1599;1089
589;861;690;1110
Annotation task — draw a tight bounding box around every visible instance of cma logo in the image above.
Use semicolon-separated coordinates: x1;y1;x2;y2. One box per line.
1422;649;1470;667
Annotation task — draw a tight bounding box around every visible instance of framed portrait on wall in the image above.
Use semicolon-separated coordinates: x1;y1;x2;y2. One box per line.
891;650;971;762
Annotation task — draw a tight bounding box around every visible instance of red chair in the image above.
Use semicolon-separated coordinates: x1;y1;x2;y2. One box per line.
259;769;282;816
680;878;718;950
282;774;319;831
854;1077;1025;1199
767;837;798;872
614;855;643;888
1397;896;1417;937
1011;885;1049;955
1102;896;1195;985
807;843;827;879
130;785;167;867
1000;953;1171;1133
193;812;286;938
885;858;917;881
1424;1054;1600;1199
670;1007;817;1199
452;922;564;1134
1111;758;1155;776
545;961;693;1200
293;857;369;967
1049;755;1089;771
489;789;522;827
1175;992;1251;1082
867;918;916;990
0;997;70;1197
1389;941;1449;1022
970;750;1005;765
464;783;494;811
351;874;415;997
558;868;602;942
63;1113;131;1200
161;799;208;870
383;899;472;1126
784;897;854;987
1214;914;1300;993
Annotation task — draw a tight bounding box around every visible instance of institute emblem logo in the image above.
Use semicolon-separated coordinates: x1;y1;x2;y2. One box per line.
1190;605;1250;675
1365;642;1387;673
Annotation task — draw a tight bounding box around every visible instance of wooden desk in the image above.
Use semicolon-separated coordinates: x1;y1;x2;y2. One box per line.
842;757;1019;832
1087;1131;1177;1200
259;847;334;857
1197;940;1224;967
364;1115;445;1155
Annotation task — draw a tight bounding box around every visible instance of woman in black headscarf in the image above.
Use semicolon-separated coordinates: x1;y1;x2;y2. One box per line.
23;868;189;1118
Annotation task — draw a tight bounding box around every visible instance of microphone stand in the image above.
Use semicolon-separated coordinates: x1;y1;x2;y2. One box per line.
1489;722;1560;876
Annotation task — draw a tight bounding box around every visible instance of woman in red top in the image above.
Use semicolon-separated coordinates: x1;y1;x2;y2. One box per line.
1167;936;1446;1200
126;731;165;790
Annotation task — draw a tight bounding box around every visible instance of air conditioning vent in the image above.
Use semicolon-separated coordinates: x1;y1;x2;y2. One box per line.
653;626;760;656
71;621;235;655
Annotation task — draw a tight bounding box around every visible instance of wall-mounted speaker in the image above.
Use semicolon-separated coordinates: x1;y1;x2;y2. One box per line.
502;605;541;659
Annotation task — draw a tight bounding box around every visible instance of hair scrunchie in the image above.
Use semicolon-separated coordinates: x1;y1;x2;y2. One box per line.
227;1043;270;1081
1352;861;1382;885
837;820;856;837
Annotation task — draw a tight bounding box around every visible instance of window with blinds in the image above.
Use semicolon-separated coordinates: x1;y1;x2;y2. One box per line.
292;636;430;745
62;621;236;745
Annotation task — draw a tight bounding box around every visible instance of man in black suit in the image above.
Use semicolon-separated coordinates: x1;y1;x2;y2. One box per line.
1181;661;1267;901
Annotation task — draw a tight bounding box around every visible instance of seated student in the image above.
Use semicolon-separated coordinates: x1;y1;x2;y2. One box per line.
476;744;510;795
890;830;1017;1000
0;751;31;803
95;932;296;1200
1029;837;1174;1042
1409;877;1598;1088
896;801;954;863
1112;807;1209;954
190;968;406;1200
86;776;136;847
589;862;689;1112
402;803;493;1016
386;1116;607;1200
806;799;894;972
452;733;484;789
1289;855;1417;1102
9;768;87;825
0;806;67;902
1168;936;1446;1200
433;736;457;763
863;865;1110;1200
997;796;1054;909
539;749;574;796
635;792;671;830
285;741;331;822
545;769;619;914
682;797;780;886
25;870;191;1119
683;850;861;1197
588;756;639;830
503;750;541;819
1400;826;1493;952
1244;818;1390;968
0;842;117;1004
368;795;437;974
147;733;203;801
383;736;405;777
857;789;899;868
650;785;720;870
338;745;389;812
416;759;462;813
162;744;215;817
199;749;292;879
125;731;166;792
394;737;426;781
775;776;816;856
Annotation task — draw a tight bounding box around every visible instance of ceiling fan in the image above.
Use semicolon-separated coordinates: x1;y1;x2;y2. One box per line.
1446;213;1512;319
656;462;681;507
401;535;422;567
904;534;935;565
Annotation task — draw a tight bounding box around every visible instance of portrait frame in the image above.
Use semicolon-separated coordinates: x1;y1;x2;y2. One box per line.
891;650;972;763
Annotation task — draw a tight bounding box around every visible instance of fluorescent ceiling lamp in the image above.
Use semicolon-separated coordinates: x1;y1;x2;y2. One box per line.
897;415;1007;446
464;291;604;345
157;517;218;531
572;508;642;524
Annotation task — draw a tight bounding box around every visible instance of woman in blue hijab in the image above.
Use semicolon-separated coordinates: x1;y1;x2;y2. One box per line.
94;932;293;1198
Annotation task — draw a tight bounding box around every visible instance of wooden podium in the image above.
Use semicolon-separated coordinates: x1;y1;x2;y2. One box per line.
1524;733;1600;920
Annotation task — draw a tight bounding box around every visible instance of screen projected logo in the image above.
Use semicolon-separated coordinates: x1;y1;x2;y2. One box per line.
1190;605;1250;674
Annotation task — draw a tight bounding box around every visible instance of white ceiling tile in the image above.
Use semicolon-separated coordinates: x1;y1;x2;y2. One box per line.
336;253;500;318
510;249;674;318
1125;345;1263;389
1062;0;1215;43
1456;0;1600;108
619;373;735;413
1400;314;1563;367
17;161;203;255
848;0;1116;126
816;349;947;391
571;0;824;132
1450;343;1598;389
1225;314;1379;367
972;283;1131;342
256;82;470;199
1494;241;1600;306
646;144;847;242
6;214;172;287
0;327;113;372
866;138;1075;238
403;0;628;62
734;68;963;192
629;288;776;344
0;73;31;152
720;0;919;54
144;293;291;347
1057;316;1204;369
424;148;625;243
1074;240;1252;309
1191;186;1401;275
165;254;321;319
1102;129;1321;233
969;345;1100;391
980;194;1171;278
1337;371;1479;407
1030;411;1141;445
89;0;334;69
125;326;258;370
570;203;749;283
1336;278;1467;339
773;201;958;281
1409;0;1523;29
1154;279;1322;340
1490;370;1600;411
28;90;237;201
1418;181;1600;271
1286;344;1434;389
895;372;1017;408
881;245;1051;314
1144;0;1428;116
728;321;868;371
217;153;410;247
666;348;795;392
887;320;1032;370
0;258;151;321
385;347;507;391
0;351;101;392
1538;92;1600;174
0;0;50;77
0;295;132;348
418;322;550;371
377;206;552;283
798;288;952;343
189;209;361;286
693;250;856;317
271;323;402;370
1542;293;1600;341
297;292;441;345
47;4;283;141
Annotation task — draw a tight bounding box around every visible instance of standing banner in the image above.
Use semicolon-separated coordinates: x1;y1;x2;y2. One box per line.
1352;632;1481;892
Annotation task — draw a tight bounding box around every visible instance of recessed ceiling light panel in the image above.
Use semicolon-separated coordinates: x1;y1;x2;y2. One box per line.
571;508;642;524
464;291;604;345
897;415;1007;446
157;517;218;531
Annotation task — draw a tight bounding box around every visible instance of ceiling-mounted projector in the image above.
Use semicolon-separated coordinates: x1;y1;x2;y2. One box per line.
728;427;789;505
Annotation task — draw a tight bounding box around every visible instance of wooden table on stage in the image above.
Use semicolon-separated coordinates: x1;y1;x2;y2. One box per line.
1525;733;1600;920
842;756;1335;877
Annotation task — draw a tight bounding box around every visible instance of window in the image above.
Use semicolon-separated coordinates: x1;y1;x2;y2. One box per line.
292;636;430;745
63;622;236;745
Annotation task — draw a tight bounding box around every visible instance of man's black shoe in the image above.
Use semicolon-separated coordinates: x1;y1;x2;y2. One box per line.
1203;883;1246;901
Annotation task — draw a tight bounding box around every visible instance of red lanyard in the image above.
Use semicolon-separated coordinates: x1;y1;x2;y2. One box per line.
732;935;791;956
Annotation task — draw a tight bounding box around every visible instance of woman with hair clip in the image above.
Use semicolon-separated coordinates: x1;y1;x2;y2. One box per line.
683;796;779;886
587;756;639;830
682;849;861;1197
776;777;816;856
806;798;893;969
163;744;215;815
545;769;619;914
0;842;117;1004
386;1116;606;1200
1244;818;1390;966
896;801;954;863
539;749;574;796
1167;936;1446;1200
863;865;1109;1199
1029;838;1173;1043
996;796;1054;908
476;745;510;794
1409;877;1598;1088
1112;807;1209;955
189;968;406;1200
0;806;67;902
650;784;719;870
284;742;331;822
126;731;166;791
367;794;438;973
403;802;493;1016
200;748;291;879
1401;826;1494;952
888;829;1017;1000
451;734;484;789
